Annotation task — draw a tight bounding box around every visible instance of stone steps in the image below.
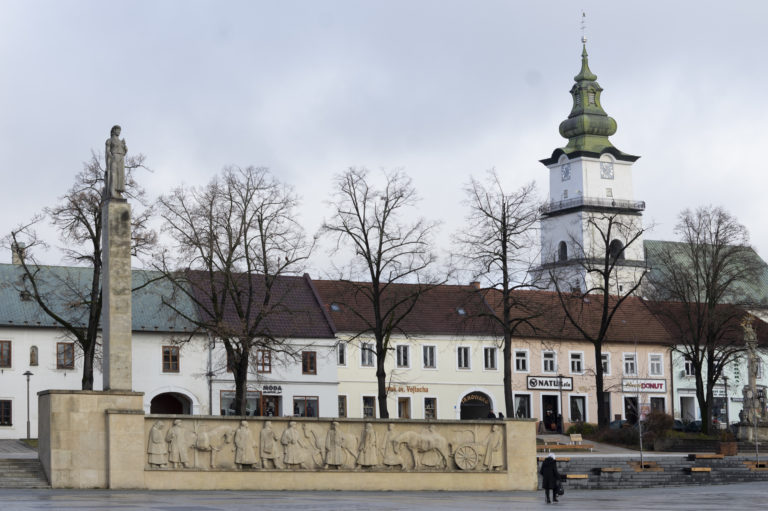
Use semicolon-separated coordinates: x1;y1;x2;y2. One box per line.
539;455;768;490
0;459;50;489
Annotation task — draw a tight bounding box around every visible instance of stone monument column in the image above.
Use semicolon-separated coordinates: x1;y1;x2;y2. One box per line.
102;124;133;390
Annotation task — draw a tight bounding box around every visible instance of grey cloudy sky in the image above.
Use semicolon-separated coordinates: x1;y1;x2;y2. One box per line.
2;0;767;275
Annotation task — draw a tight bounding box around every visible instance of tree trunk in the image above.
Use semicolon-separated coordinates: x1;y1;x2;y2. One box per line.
503;332;513;417
376;337;389;418
81;340;95;391
233;345;250;416
594;343;607;428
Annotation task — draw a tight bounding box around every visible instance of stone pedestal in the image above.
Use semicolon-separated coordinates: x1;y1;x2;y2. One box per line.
101;199;133;390
737;422;768;443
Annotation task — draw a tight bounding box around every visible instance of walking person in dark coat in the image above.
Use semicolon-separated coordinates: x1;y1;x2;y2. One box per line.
539;453;560;504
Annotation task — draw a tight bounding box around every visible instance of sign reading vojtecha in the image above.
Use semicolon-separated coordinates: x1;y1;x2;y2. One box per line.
527;376;573;390
622;379;666;393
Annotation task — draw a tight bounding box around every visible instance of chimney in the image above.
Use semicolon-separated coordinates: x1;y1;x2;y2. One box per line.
11;242;25;265
469;281;480;290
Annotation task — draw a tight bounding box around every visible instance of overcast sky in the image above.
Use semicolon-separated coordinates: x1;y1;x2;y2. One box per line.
2;1;767;277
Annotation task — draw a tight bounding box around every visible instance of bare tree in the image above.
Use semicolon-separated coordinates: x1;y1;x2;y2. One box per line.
454;172;544;417
322;167;442;418
7;153;154;390
548;212;649;427
644;206;762;434
154;166;313;416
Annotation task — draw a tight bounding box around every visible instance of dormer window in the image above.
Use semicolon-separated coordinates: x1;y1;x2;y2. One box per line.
457;307;466;316
330;303;341;312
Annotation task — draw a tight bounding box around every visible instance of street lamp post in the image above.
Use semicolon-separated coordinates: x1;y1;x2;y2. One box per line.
558;374;564;434
723;375;730;429
22;370;33;440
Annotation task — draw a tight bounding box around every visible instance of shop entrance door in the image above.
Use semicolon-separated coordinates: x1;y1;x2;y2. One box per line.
624;396;639;425
398;397;411;419
262;395;281;417
541;395;559;432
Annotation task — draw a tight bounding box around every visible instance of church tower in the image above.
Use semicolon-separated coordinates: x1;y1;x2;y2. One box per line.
539;42;646;293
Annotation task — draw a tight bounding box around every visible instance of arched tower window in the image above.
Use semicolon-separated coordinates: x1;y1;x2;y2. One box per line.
558;241;568;262
609;239;625;261
29;346;38;366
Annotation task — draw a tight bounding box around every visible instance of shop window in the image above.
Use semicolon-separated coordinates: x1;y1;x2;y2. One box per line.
398;397;411;419
396;345;410;368
0;341;10;368
57;343;74;369
294;396;318;417
484;347;497;370
514;395;531;418
219;390;261;416
361;342;374;367
650;397;665;413
423;345;436;368
570;396;586;422
363;396;376;418
0;400;11;426
457;346;470;369
338;395;347;418
302;351;317;375
515;350;528;372
162;346;180;372
424;397;437;419
256;349;272;373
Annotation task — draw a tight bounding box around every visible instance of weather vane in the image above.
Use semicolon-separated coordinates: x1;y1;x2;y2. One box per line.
580;10;587;44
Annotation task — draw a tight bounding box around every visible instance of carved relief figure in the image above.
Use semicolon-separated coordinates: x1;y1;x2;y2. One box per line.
381;423;404;470
324;421;346;469
395;425;450;470
166;419;190;468
260;421;281;469
234;421;258;468
356;422;378;468
147;421;168;468
482;424;504;471
281;421;304;468
194;424;235;469
105;125;127;199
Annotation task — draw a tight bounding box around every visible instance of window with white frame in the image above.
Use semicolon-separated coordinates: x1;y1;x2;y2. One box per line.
515;350;528;372
484;347;497;370
424;397;437;419
361;342;374;367
457;346;470;370
543;351;556;373
570;352;583;374
422;345;436;369
601;353;610;375
623;353;637;376
396;345;410;368
337;342;346;366
649;354;663;376
362;396;376;418
684;358;694;377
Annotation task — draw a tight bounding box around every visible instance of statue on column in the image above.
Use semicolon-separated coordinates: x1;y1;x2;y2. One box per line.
741;316;761;424
105;124;127;199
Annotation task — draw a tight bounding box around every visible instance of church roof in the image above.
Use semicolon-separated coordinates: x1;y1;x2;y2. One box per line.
541;42;639;166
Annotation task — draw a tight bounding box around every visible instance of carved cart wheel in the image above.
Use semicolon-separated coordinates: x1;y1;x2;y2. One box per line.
454;445;479;470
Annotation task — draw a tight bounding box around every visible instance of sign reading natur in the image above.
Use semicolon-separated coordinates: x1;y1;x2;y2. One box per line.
622;379;666;393
527;376;573;391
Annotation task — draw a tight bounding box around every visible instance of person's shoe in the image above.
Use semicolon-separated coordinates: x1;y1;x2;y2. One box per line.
553;498;559;503
546;498;551;504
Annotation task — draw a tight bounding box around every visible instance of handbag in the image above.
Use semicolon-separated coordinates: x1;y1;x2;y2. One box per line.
556;484;565;496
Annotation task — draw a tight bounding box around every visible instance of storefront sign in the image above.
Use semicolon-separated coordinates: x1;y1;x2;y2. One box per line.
526;376;573;391
461;392;490;405
259;384;282;395
387;385;429;393
622;379;666;393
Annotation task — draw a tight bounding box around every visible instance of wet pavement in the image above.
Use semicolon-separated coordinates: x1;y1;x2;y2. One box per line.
0;483;765;511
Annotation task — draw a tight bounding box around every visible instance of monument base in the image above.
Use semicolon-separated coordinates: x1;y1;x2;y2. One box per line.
736;422;768;443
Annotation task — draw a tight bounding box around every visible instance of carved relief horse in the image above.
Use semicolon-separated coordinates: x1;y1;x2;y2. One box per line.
194;425;236;468
394;427;451;470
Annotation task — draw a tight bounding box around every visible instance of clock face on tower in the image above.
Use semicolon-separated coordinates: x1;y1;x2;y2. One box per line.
600;162;614;180
561;163;571;181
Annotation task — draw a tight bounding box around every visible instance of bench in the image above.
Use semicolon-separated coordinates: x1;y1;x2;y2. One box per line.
743;461;768;471
566;474;589;479
628;461;664;472
569;433;583;445
600;467;622;473
536;443;594;452
688;453;723;460
688;467;712;473
537;457;570;462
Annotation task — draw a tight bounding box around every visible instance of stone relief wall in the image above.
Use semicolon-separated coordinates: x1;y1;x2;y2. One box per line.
145;418;507;472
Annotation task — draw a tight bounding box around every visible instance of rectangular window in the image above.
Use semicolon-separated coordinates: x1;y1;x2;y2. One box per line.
302;351;317;375
162;346;180;373
514;395;531;418
57;343;74;369
457;346;470;369
363;396;376;418
293;396;318;417
361;342;374;367
606;187;613;198
423;345;436;369
337;342;346;366
219;390;261;416
338;396;347;418
684;359;694;377
570;395;586;422
515;350;528;372
601;353;610;375
650;397;665;413
255;349;272;373
0;400;11;426
543;351;556;373
398;397;411;419
570;352;583;374
649;354;663;376
484;347;497;370
424;397;437;419
396;345;410;368
0;341;10;368
623;353;637;376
